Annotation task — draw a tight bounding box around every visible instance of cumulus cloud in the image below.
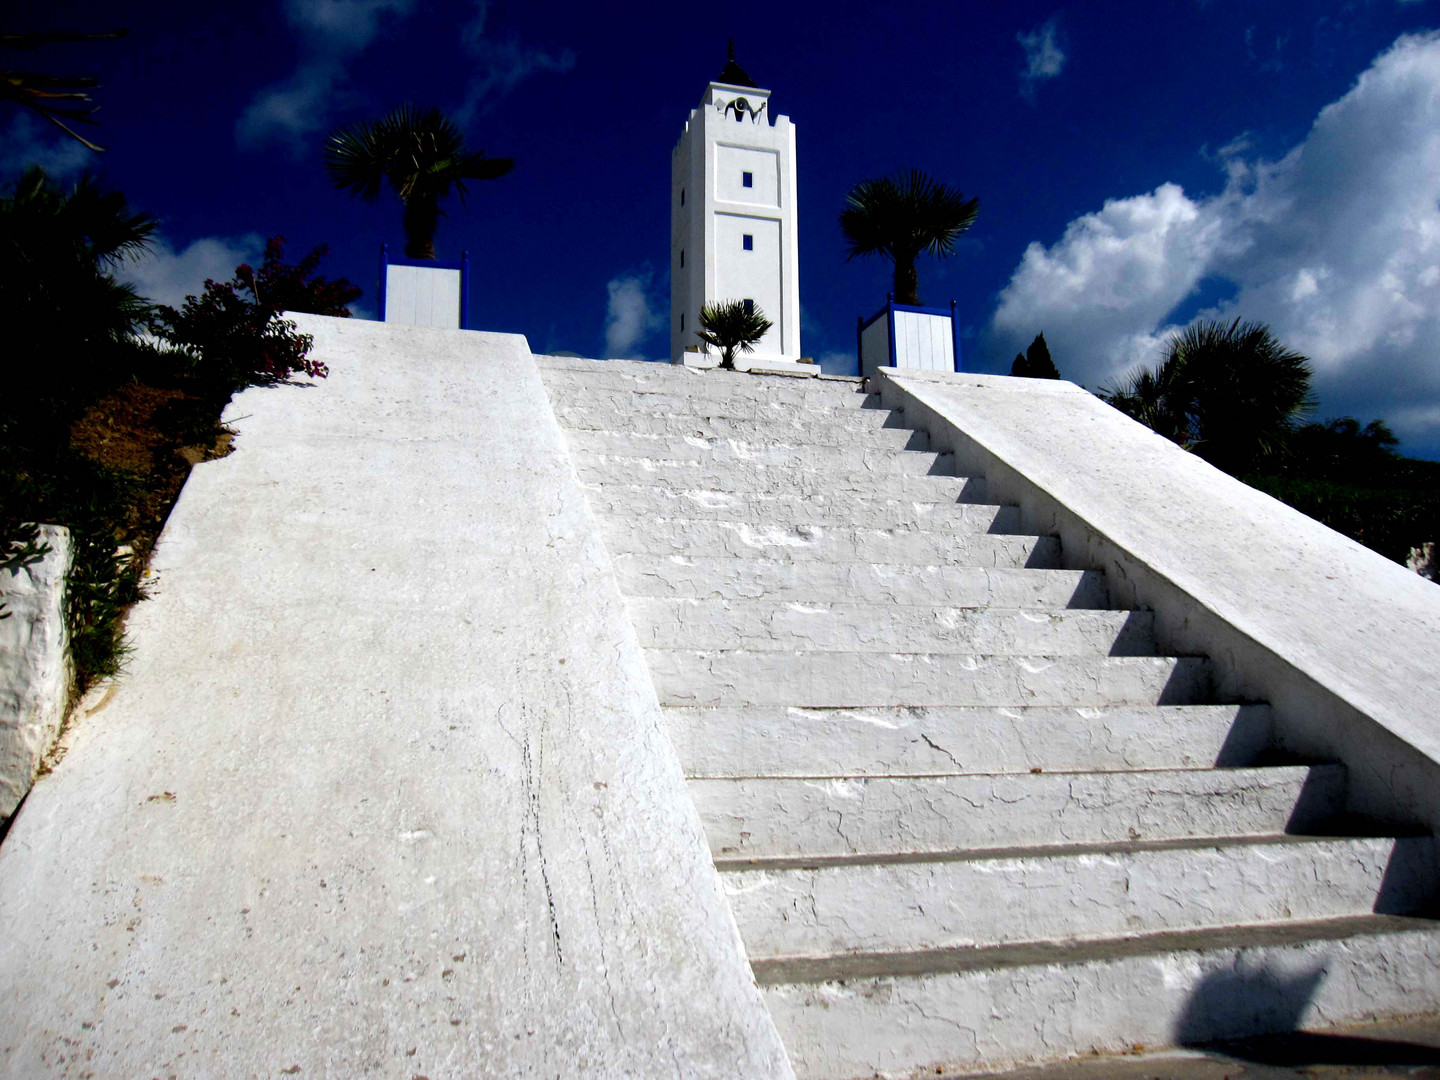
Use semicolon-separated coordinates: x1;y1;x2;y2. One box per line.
1017;16;1067;102
453;1;576;128
603;271;664;360
122;234;264;309
238;0;414;147
0;113;93;179
990;31;1440;452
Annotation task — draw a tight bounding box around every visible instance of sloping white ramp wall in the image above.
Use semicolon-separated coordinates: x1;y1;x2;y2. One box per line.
878;368;1440;834
0;317;790;1078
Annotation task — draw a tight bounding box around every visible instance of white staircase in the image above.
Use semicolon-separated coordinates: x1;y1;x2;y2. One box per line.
535;355;1440;1078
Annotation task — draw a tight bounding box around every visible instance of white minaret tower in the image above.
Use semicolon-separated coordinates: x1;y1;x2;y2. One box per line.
670;44;801;368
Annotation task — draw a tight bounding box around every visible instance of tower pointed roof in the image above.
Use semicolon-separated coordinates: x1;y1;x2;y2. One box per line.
716;39;757;88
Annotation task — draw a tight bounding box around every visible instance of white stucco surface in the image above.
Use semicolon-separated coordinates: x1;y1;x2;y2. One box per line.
0;317;789;1078
878;369;1440;829
0;524;70;819
384;263;461;329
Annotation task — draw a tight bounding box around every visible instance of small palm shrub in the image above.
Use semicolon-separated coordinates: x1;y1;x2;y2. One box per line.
697;300;774;370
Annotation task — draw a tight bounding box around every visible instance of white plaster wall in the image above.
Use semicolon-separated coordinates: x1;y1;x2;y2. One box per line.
714;214;782;352
859;317;890;379
0;525;69;819
877;368;1440;837
385;264;461;329
0;319;791;1078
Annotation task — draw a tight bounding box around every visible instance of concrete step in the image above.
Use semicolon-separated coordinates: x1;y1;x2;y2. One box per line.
665;704;1275;778
579;482;1007;529
550;406;921;445
563;429;942;474
646;650;1211;708
632;599;1154;656
571;455;963;498
543;378;876;416
614;555;1110;608
725;834;1439;959
537;357;870;407
585;469;981;506
547;391;901;428
564;423;931;454
693;764;1344;860
756;914;1440;1079
602;519;1062;568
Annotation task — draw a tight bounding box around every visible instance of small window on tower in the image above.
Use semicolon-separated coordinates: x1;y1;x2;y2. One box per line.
680;249;685;268
743;299;754;316
680;188;685;206
742;171;753;188
742;234;753;251
681;313;685;331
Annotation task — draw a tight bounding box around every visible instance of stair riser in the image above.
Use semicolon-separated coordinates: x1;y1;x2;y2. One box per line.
727;836;1437;957
615;557;1111;609
581;485;1008;529
552;408;919;443
632;600;1153;655
666;704;1274;778
603;521;1059;569
563;430;940;472
692;766;1342;858
647;651;1210;708
761;925;1440;1079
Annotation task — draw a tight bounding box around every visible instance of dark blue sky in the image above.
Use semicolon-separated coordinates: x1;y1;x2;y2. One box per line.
9;1;1440;454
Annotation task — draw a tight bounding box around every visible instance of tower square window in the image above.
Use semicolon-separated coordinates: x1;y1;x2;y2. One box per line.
742;234;753;251
743;299;754;316
742;171;753;188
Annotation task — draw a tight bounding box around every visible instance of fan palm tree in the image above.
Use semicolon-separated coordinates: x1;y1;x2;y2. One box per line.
1;29;128;151
323;105;513;260
697;300;773;370
840;169;979;306
1103;318;1314;474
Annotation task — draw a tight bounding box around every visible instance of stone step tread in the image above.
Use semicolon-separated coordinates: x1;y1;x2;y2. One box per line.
582;486;1010;530
632;599;1155;655
602;522;1063;570
646;650;1211;708
580;472;987;504
725;834;1438;960
563;428;936;462
667;703;1275;778
691;764;1344;859
537;359;870;400
543;386;881;418
565;424;932;453
549;409;921;441
573;452;955;480
547;395;904;426
750;912;1440;986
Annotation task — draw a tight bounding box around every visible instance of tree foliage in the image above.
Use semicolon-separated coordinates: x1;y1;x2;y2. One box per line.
1102;318;1314;474
0;166;157;442
697;300;774;370
1011;332;1060;379
0;29;128;150
840;169;979;305
323;104;513;260
153;237;352;393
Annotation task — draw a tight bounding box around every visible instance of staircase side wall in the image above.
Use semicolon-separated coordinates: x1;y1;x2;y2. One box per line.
0;317;791;1079
879;368;1440;835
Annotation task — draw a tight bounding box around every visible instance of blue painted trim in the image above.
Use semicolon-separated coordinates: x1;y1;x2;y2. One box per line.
885;297;897;371
889;301;954;318
951;299;962;373
378;243;388;321
460;250;470;331
859;304;889;333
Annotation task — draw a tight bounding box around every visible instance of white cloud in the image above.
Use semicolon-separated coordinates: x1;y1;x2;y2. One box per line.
0;113;94;179
603;271;664;360
453;1;575;128
989;31;1440;451
1017;16;1067;102
123;234;264;310
237;0;414;147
